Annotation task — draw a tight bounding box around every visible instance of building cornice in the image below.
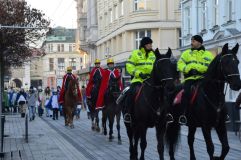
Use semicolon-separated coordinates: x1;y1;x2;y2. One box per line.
96;20;181;45
179;33;241;51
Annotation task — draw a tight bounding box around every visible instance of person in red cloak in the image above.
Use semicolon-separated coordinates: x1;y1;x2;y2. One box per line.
96;58;123;109
58;66;82;104
86;59;105;108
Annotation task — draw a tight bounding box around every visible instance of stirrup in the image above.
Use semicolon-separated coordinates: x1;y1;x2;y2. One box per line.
123;113;131;123
166;113;174;124
225;115;231;124
179;115;187;125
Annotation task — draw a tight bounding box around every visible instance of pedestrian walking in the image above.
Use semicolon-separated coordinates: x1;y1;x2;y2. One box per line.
47;89;59;120
15;87;27;117
27;86;38;121
44;86;52;117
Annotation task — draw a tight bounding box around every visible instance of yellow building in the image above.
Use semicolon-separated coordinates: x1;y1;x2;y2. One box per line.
96;0;181;65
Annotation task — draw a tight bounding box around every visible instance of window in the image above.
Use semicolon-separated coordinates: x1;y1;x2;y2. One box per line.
184;7;191;35
69;44;72;52
69;58;76;70
110;10;113;23
227;0;233;21
135;30;151;49
213;0;219;26
48;44;51;52
61;44;64;52
134;0;146;11
114;5;118;19
178;29;182;47
80;58;83;63
73;44;76;50
121;0;124;16
50;44;53;52
57;44;61;52
201;1;207;30
58;58;65;71
49;58;54;71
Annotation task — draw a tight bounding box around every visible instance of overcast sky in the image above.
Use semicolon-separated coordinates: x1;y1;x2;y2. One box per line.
26;0;77;28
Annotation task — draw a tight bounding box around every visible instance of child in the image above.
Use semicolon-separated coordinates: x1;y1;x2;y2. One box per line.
47;89;59;120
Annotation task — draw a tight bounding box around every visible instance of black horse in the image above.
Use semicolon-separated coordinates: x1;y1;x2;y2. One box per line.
121;48;176;160
88;74;102;132
166;43;241;160
102;75;122;143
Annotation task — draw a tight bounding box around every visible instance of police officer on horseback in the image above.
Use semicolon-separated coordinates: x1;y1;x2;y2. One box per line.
177;35;215;125
58;66;81;105
123;37;173;123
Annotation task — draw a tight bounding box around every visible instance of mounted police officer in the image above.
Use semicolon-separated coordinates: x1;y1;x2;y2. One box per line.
177;35;215;125
122;37;173;123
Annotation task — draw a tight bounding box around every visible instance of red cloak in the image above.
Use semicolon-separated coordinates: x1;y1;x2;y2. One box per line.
96;68;123;109
86;67;105;98
58;73;82;104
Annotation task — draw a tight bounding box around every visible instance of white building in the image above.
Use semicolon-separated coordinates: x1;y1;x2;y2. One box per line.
181;0;241;102
42;27;83;88
76;0;98;85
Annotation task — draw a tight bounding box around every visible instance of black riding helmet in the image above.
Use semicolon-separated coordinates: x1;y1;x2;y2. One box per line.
139;37;153;49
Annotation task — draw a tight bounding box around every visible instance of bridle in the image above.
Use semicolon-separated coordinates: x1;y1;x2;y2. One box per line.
219;54;240;80
202;53;240;124
141;57;174;116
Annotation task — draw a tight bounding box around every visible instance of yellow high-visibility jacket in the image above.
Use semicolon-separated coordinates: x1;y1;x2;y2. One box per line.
126;48;156;83
177;48;214;81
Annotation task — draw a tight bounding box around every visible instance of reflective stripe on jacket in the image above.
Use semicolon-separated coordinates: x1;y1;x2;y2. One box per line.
177;48;214;81
126;48;156;83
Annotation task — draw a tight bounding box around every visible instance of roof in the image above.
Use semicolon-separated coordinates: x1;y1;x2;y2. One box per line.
45;27;76;43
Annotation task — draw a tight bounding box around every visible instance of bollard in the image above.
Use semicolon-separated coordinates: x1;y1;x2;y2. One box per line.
0;115;5;157
25;114;28;143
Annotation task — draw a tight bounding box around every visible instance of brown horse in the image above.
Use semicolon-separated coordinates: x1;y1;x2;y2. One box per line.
63;76;78;128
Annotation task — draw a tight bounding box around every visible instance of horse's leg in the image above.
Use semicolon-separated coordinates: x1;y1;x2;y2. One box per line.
202;127;214;160
139;127;147;160
70;108;75;128
156;124;165;160
133;127;140;160
108;108;115;141
116;112;122;144
95;110;100;132
102;108;107;135
125;123;135;160
188;126;197;160
215;123;230;160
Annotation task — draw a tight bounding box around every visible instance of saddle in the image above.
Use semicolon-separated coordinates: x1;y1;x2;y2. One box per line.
173;85;199;106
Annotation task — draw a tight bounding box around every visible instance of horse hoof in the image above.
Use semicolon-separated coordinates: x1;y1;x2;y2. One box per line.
118;140;122;145
104;131;107;136
96;127;100;132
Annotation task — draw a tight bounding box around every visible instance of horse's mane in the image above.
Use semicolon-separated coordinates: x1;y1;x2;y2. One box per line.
204;53;221;80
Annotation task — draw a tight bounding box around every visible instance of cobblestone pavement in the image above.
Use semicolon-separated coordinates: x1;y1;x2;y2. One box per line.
2;111;241;160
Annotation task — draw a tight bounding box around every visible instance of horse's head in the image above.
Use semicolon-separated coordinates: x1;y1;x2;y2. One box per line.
107;76;121;98
219;43;240;91
67;76;78;96
152;48;175;91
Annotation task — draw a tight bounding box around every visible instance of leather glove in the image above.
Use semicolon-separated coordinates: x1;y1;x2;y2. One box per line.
189;69;199;75
139;73;150;79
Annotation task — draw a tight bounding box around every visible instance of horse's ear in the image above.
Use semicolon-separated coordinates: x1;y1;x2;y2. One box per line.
232;43;239;55
166;47;172;58
222;43;229;55
154;48;161;59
